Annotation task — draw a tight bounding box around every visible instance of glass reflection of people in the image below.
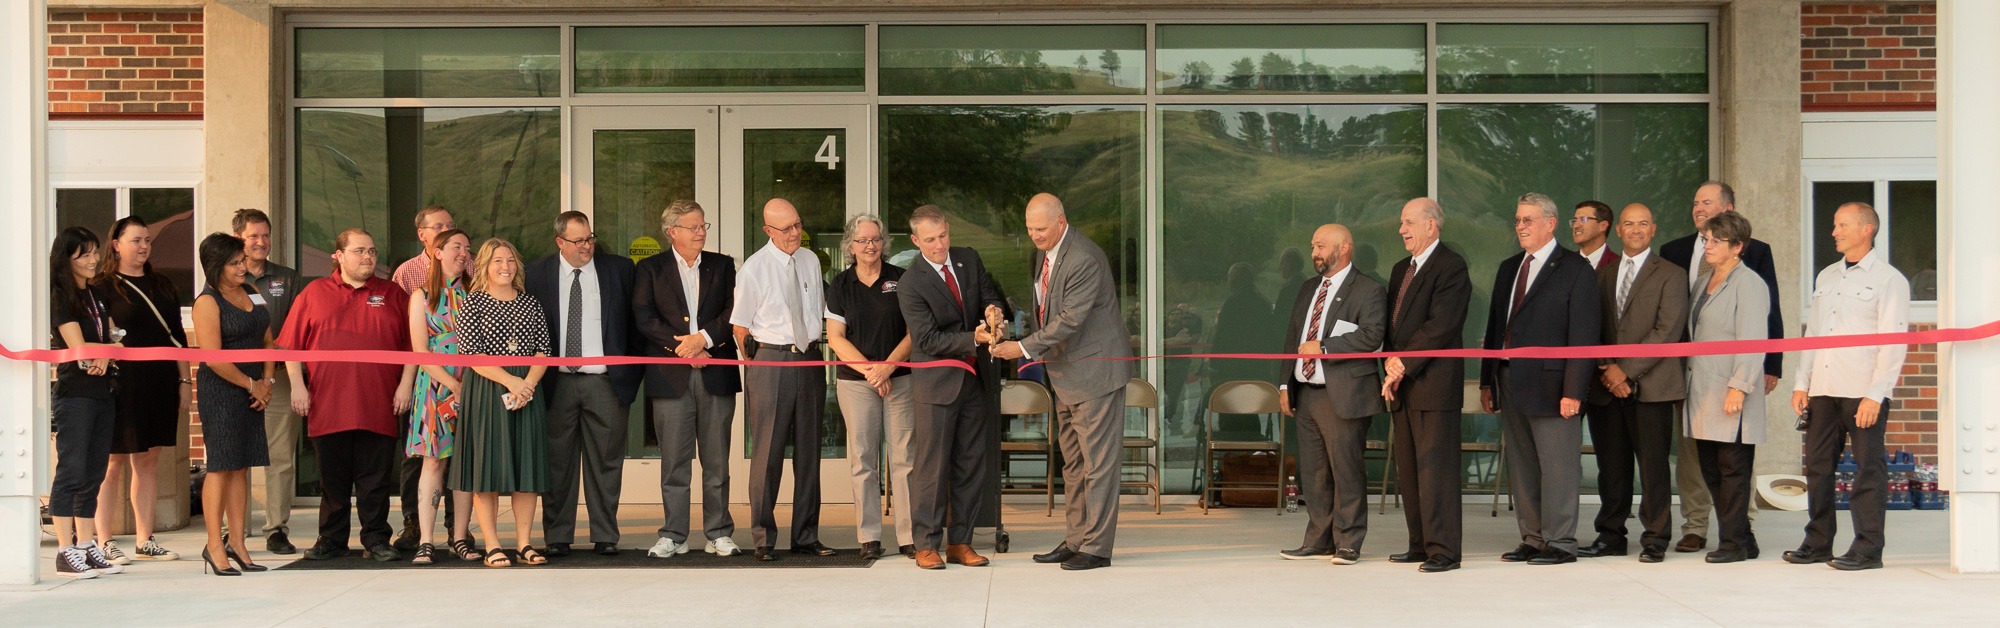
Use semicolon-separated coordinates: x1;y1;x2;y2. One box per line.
192;232;277;576
1161;302;1203;434
1209;261;1276;436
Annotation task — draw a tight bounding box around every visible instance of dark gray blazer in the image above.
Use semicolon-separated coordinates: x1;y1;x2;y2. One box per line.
1589;251;1690;406
1281;268;1388;420
525;252;644;406
1020;226;1133;403
898;247;1006;406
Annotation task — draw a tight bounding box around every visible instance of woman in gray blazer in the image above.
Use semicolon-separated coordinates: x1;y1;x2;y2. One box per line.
1685;210;1770;564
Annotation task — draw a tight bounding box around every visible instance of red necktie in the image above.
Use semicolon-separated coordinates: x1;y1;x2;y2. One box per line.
1505;255;1534;348
1302;279;1331;380
1037;253;1052;324
941;263;973;365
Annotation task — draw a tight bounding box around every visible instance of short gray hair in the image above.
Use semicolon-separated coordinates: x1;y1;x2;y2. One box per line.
660;199;703;237
840;213;890;268
1517;193;1559;220
1412;197;1444;228
1700;180;1736;207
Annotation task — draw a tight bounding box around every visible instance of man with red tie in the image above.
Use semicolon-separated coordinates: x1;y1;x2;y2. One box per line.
1573;200;1617;271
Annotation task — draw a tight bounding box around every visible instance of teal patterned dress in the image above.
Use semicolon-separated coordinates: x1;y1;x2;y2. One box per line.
406;280;467;458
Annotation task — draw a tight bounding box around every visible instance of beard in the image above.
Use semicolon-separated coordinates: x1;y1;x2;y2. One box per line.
1313;257;1332;275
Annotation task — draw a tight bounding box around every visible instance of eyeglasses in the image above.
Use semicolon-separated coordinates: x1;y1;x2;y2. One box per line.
852;237;884;246
671;222;712;233
1514;218;1546;227
558;233;597;246
765;222;803;234
1570;217;1603;225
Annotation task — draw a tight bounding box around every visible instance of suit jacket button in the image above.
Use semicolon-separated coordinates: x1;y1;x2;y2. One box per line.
684;317;690;322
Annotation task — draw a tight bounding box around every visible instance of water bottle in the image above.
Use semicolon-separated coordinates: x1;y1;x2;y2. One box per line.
1284;475;1300;513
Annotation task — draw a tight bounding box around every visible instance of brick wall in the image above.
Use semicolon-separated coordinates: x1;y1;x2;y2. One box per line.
1887;324;1939;464
1800;3;1936;111
46;9;204;118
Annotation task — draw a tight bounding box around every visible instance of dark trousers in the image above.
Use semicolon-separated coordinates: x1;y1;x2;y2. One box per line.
1393;406;1463;561
744;351;826;549
51;396;117;518
1585;397;1676;550
910;373;990;551
316;429;398;549
397;411;452;524
1496;367;1583;554
542;372;631;545
1695;439;1757;553
1803;395;1888;558
1294;386;1369;552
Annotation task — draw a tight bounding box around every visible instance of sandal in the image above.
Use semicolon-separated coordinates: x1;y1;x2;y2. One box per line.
483;549;513;568
412;543;434;565
517;545;548;566
452;538;483;562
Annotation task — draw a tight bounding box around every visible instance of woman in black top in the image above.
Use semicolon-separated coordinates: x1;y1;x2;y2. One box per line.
91;216;188;563
48;227;127;579
448;238;553;567
825;214;916;560
192;233;277;575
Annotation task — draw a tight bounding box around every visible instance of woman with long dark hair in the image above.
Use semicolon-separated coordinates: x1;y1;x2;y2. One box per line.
47;227;127;579
91;216;188;563
191;232;276;575
406;228;477;564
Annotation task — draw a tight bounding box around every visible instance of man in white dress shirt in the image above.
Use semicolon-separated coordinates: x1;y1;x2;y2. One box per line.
731;198;836;561
1785;201;1910;572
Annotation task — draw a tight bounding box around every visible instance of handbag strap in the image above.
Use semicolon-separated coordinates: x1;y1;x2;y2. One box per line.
118;276;184;348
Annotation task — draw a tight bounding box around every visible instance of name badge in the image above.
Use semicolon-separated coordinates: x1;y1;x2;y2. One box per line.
506;340;520;353
248;293;268;306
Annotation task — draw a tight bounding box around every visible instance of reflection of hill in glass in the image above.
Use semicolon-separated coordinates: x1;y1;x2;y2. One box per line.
296;109;389;264
421;109;563;263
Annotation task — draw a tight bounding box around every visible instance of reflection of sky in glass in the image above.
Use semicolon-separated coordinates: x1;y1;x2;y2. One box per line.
1155;48;1422;88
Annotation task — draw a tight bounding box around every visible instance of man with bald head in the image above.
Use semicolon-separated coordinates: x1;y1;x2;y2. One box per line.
730;198;835;560
1580;203;1688;563
1379;197;1472;573
991;193;1132;571
1274;224;1386;566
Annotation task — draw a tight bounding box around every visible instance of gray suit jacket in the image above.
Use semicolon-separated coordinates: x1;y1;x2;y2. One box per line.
1281;269;1388;420
1685;264;1769;444
1589;251;1689;405
1021;226;1133;403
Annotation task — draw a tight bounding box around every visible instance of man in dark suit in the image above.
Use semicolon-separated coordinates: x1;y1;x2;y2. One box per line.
992;194;1135;571
527;211;643;558
1380;197;1473;573
896;204;1006;570
1480;192;1602;566
1657;180;1780;553
1572;200;1618;270
1273;224;1386;566
1580;203;1689;564
632;200;744;559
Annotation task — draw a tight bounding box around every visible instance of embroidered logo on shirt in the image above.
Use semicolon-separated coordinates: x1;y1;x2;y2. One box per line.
881;280;898;293
267;281;285;297
367;295;386;307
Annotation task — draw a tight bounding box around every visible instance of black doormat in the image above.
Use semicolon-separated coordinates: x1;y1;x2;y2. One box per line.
274;548;875;570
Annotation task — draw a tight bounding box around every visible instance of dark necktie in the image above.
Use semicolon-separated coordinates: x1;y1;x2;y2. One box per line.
1390;261;1417;327
565;268;582;372
1505;255;1534;349
1301;279;1332;380
940;262;972;365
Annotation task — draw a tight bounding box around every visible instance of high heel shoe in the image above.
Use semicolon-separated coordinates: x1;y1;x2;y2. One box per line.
226;546;269;572
203;548;242;576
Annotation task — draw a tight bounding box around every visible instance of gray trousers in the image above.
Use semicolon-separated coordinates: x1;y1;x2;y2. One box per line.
651;371;736;544
744;352;826;548
1676;409;1757;536
1496;367;1582;554
542;372;630;545
257;376;299;534
1293;385;1369;552
1057;386;1125;558
835;377;916;546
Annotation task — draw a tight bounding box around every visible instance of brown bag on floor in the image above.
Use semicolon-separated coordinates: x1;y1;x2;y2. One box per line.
1216;452;1296;508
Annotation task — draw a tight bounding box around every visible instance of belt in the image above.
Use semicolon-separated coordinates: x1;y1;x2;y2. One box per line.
756;341;821;354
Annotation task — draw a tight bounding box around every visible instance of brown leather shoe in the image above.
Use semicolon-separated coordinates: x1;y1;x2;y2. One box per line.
1675;534;1707;553
914;549;945;570
945;544;990;567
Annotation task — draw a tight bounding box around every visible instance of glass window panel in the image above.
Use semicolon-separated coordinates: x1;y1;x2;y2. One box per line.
128;188;198;306
1439;103;1707;369
1156;24;1425;94
297;108;389;279
879;25;1146;95
1889;180;1937;300
574;26;864;93
1811;181;1874;274
1160;104;1425;493
55;188;116;240
1438;23;1708;94
295;27;560;99
592;130;696;262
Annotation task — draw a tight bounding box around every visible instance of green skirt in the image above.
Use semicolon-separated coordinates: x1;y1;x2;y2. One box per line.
448;365;550;494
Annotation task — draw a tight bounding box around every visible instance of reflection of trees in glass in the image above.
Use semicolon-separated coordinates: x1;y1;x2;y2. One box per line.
1178;61;1214;90
882;45;1141;95
1166;53;1421;94
422;109;562;263
1437;43;1706;94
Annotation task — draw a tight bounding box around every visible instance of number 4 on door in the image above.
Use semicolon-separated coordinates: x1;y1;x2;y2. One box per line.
815;135;840;170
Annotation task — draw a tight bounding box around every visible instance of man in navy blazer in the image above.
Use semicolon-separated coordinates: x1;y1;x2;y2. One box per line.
526;211;644;557
1479;193;1601;566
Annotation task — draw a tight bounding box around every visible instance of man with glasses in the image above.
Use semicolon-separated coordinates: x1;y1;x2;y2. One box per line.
1572;200;1617;271
527;211;642;557
731;198;836;561
390;205;455;550
633;200;744;559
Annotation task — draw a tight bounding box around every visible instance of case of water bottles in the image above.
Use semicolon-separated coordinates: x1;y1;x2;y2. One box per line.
1885;451;1916;510
1835;451;1856;510
1834;450;1948;511
1914;463;1949;510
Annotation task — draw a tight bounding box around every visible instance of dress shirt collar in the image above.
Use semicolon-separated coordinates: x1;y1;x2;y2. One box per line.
562;254;596;273
1845;246;1884;273
1528;237;1559;266
1411;239;1440;270
1623;247;1652;269
1318;263;1352;295
925;252;951;278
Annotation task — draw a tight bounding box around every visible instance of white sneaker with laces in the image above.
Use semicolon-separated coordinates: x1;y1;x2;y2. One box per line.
647;537;687;558
100;540;131;565
133;537;179;561
705;536;742;556
80;543;125;574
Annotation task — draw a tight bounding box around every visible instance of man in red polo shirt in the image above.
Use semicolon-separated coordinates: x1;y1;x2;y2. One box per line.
281;228;416;562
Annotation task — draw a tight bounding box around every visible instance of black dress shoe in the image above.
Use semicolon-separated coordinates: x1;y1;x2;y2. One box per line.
1639;546;1666;563
1278;546;1331;560
790;542;837;557
303;539;347;561
544;543;571;558
1783;546;1833;564
1418;555;1461;573
860;541;883;560
1675;534;1706;552
1034;543;1078;564
1575;540;1627;558
1060;552;1111;571
754;546;777;562
594;542;619;556
1527;548;1577;565
365;542;400;562
1500;543;1542;562
266;530;297;555
1704;548;1748;563
1388;551;1428;564
1830;554;1883;571
899;544;916;559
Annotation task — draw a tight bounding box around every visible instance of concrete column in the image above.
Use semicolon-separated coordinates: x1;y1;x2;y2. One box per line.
1;0;49;586
204;1;281;261
1719;0;1804;478
1939;0;2000;575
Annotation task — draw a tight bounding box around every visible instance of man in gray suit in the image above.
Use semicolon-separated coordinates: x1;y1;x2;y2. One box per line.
1275;224;1387;566
992;193;1133;571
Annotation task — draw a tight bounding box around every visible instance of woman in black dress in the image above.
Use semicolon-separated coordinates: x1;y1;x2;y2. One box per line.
192;233;276;575
91;216;188;563
47;227;126;579
448;238;553;567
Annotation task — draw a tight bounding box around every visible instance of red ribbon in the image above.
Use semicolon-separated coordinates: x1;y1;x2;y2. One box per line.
1;344;979;374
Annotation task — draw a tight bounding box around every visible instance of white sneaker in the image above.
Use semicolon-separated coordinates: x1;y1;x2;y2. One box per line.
646;537;687;558
99;540;131;565
133;537;179;561
705;537;742;556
